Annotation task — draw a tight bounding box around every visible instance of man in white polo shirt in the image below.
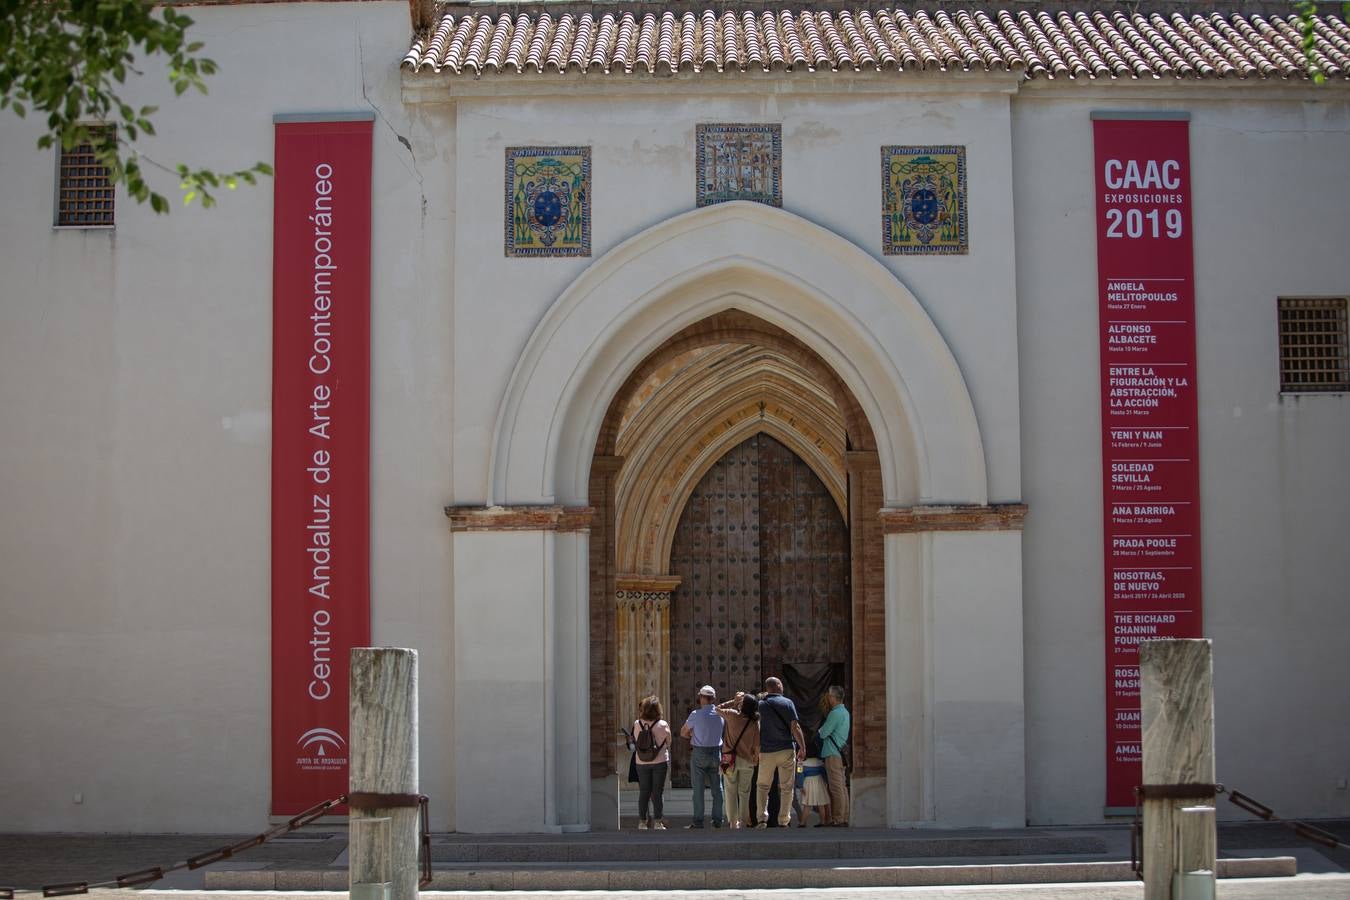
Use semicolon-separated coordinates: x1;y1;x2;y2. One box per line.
680;684;725;829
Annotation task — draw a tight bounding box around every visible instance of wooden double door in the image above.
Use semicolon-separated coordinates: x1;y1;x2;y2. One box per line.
667;433;850;786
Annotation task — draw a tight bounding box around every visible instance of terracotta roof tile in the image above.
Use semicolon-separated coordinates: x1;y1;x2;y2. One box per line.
404;3;1350;82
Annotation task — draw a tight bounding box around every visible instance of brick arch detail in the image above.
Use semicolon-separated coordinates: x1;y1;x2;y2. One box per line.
598;309;875;457
625;407;846;576
614;352;849;576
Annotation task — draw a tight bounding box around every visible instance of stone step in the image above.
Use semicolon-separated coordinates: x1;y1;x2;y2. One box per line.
204;855;1296;892
427;832;1109;863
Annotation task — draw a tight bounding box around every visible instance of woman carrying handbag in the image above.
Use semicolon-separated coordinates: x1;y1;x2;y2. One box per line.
715;691;760;829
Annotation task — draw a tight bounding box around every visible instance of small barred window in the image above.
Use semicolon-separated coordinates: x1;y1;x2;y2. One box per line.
56;129;115;227
1279;298;1349;393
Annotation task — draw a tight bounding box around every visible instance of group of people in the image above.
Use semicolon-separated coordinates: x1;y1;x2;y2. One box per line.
629;676;851;831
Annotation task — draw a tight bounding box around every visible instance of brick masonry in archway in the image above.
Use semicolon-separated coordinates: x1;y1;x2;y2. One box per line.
588;311;886;783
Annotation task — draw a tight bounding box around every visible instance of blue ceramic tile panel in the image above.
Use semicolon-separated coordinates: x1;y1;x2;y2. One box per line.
882;145;968;255
506;146;591;257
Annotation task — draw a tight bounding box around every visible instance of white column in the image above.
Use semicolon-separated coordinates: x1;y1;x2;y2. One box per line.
884;531;930;826
553;530;592;831
928;530;1026;827
885;527;1027;828
451;530;551;831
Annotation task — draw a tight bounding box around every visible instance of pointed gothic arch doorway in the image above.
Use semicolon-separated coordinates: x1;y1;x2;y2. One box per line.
475;202;1021;834
587;310;884;807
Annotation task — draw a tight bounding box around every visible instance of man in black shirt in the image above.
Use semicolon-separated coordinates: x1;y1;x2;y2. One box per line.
754;676;806;828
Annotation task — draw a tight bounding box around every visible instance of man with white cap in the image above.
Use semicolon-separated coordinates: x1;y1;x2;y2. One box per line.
680;684;725;828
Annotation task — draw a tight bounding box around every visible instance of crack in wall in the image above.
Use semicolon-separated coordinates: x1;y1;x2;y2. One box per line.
359;33;427;222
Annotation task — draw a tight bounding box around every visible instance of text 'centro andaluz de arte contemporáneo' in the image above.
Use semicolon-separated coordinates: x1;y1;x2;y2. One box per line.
270;118;373;816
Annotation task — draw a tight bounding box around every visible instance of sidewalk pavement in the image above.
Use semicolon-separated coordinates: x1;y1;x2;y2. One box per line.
0;819;1345;893
83;877;1350;899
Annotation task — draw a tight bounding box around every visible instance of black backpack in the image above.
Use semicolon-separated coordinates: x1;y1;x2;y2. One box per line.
635;720;663;762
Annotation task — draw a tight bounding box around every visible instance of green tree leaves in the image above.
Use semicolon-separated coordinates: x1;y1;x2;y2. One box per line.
1297;2;1350;85
0;0;271;212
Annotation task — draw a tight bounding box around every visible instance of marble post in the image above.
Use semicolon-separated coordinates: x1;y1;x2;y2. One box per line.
1140;638;1216;900
349;648;419;900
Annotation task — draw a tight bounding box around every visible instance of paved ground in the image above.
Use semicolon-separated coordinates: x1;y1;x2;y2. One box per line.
0;819;1345;894
52;876;1350;898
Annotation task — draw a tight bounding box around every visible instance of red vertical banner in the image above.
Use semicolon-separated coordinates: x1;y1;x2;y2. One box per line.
1092;115;1202;809
271;116;373;815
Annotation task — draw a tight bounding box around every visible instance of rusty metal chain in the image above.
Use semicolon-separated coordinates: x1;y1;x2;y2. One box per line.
1223;787;1349;851
346;793;433;889
0;794;433;898
1130;782;1350;879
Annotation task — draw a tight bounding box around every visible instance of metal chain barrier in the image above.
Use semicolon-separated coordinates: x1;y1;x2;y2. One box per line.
1130;782;1350;879
0;794;432;898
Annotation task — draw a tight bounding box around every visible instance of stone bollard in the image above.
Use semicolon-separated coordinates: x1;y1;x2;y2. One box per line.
1139;638;1216;900
349;648;419;900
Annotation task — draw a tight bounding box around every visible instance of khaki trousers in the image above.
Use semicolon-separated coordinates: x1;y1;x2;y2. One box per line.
824;754;850;824
723;756;755;826
756;748;797;827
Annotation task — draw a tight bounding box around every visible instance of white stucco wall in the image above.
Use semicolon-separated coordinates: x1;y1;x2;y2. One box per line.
0;2;457;830
1014;85;1350;823
441;75;1025;509
2;0;1347;835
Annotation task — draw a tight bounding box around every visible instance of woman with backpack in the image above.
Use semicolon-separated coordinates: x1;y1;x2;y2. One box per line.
632;695;671;830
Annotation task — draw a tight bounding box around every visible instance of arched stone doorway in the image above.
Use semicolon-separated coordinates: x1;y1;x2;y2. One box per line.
463;201;1025;834
585;310;883;806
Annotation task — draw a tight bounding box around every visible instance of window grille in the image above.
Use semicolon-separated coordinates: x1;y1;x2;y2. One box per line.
1278;298;1349;393
56;129;115;227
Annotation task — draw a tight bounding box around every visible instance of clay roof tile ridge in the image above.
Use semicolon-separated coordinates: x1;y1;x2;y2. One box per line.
483;12;511;73
856;10;897;70
974;10;1021;71
614;11;636;74
721;11;742;73
1073;10;1128;77
545;14;571;73
835;11;874;70
953;10;1000;71
742;10;768;71
779;10;809;71
635;13;656;74
1056;11;1107;78
400;5;1350;85
1193;13;1256;77
443;14;476;74
759;9;786;71
524;12;551;72
678;11;696;73
895;9;939;70
1248;14;1303;76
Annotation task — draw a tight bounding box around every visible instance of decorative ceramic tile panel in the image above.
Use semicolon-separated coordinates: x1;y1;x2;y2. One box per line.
696;124;782;208
882;146;968;255
505;146;591;257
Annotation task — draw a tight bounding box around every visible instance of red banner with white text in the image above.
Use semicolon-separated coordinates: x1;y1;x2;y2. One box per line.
1092;116;1202;809
271;117;372;815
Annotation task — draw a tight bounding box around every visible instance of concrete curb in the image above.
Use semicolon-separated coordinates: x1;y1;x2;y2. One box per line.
205;856;1297;891
429;835;1109;863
